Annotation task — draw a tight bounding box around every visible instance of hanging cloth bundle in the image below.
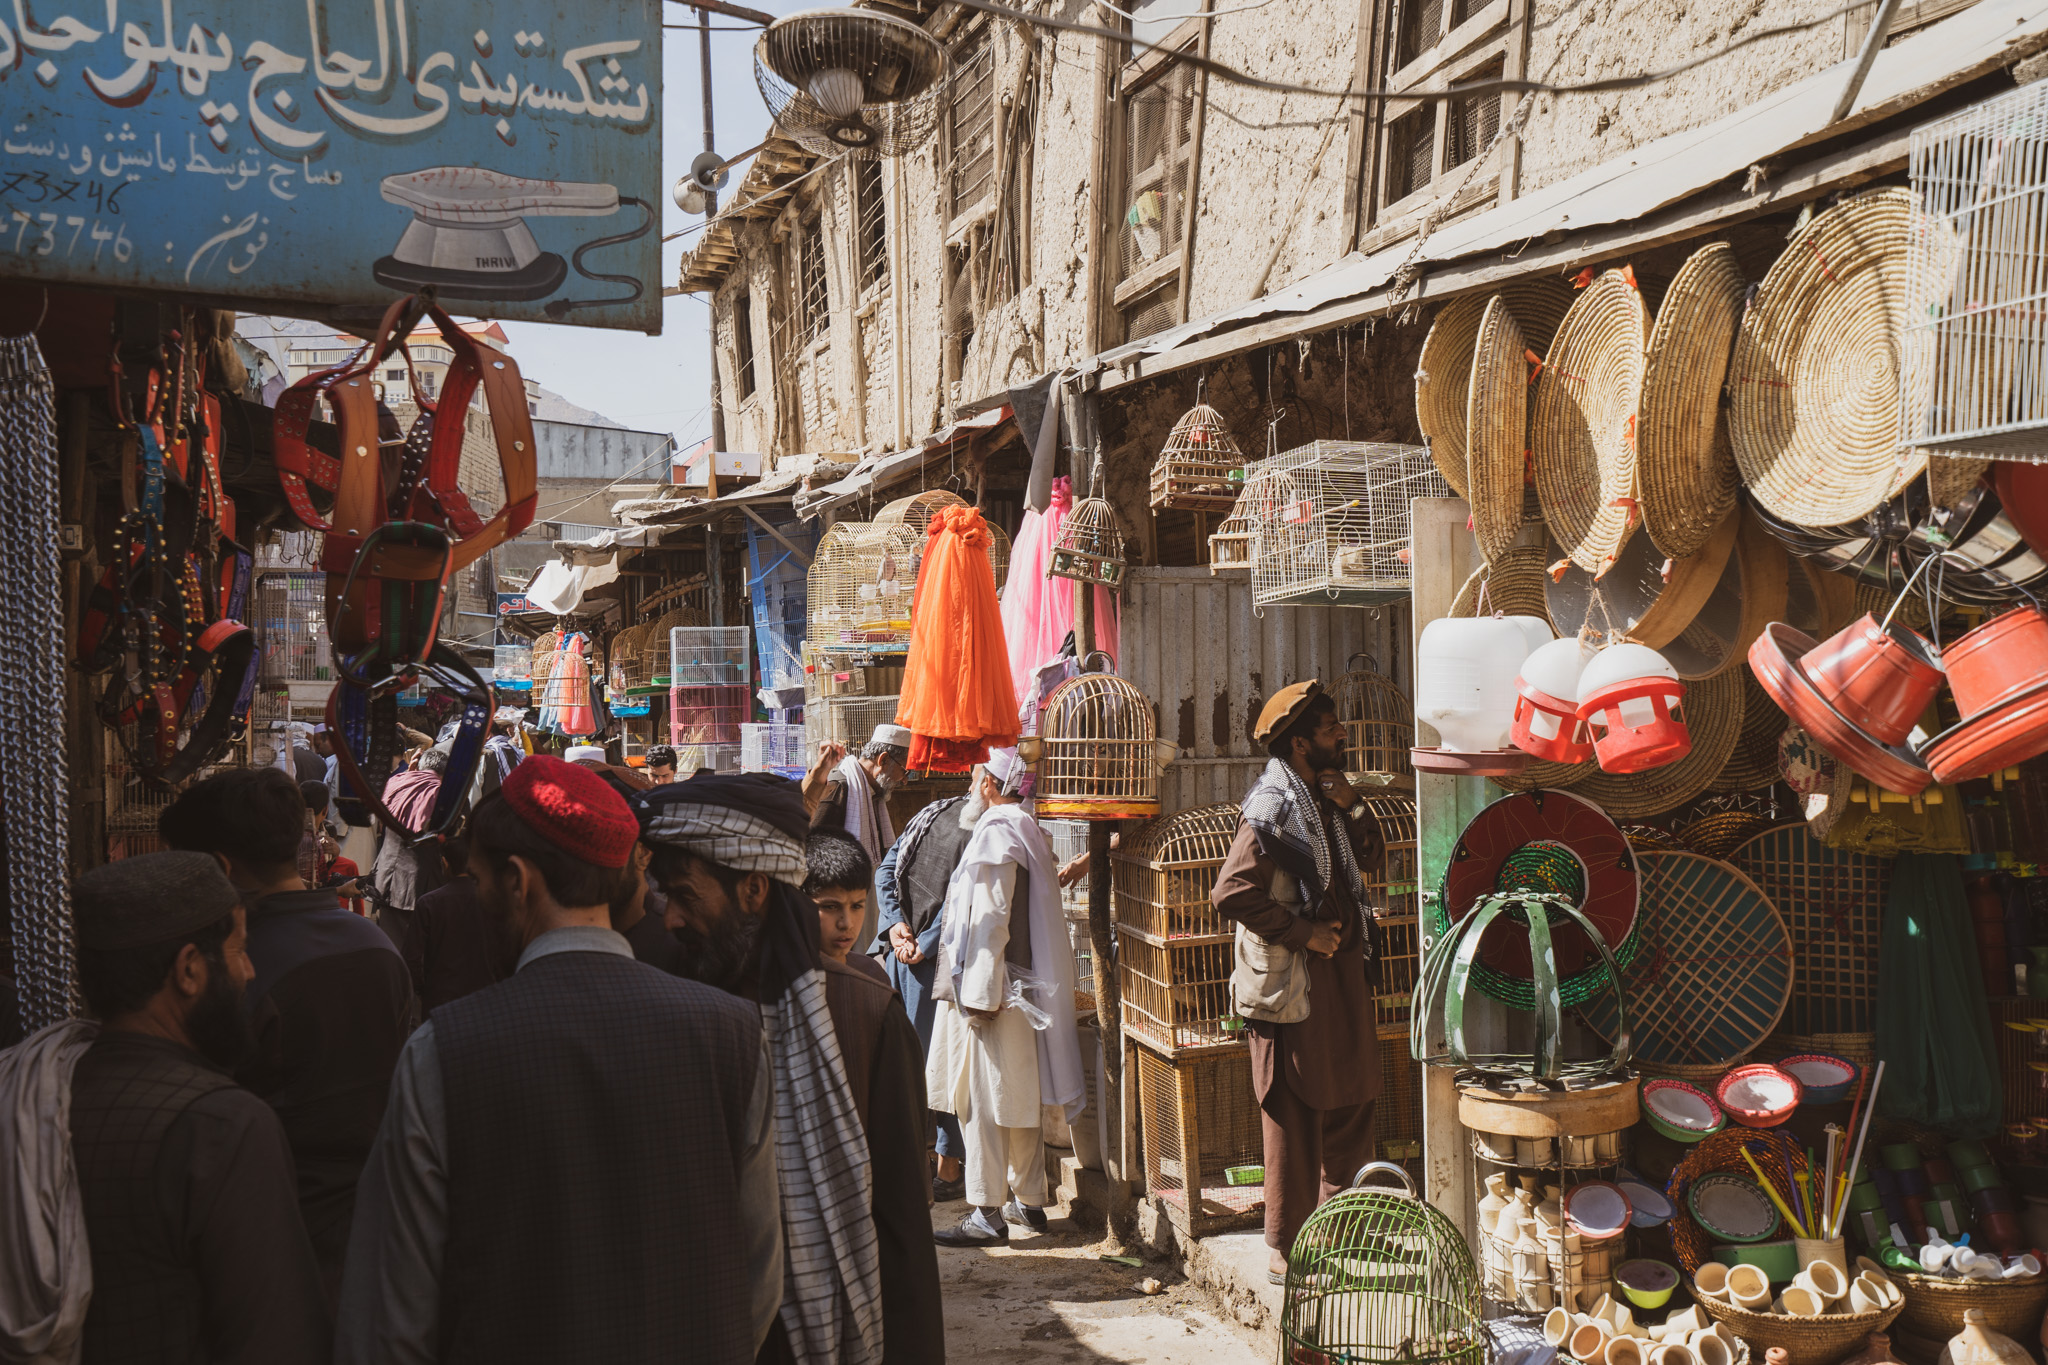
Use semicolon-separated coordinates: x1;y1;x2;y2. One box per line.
1874;853;2001;1137
276;291;538;835
897;505;1019;771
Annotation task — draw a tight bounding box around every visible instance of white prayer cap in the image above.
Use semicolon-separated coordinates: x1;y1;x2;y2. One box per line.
985;746;1026;795
564;745;608;764
870;723;913;752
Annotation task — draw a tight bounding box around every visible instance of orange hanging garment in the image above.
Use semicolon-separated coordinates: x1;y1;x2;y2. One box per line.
897;505;1019;771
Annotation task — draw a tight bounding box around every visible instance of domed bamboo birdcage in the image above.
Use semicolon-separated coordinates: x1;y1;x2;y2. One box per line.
1206;484;1257;574
1357;792;1421;1031
610;620;656;689
1335;655;1415;781
529;628;563;692
644;605;708;685
874;487;966;530
1111;804;1241;1053
1280;1163;1487;1365
810;515;1012;648
1150;400;1246;513
1022;665;1175;819
1049;492;1128;589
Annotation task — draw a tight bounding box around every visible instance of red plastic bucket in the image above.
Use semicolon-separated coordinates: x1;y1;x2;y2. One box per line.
1796;613;1944;747
1942;605;2048;720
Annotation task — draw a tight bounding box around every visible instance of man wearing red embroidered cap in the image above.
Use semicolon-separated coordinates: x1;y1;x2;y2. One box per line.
337;757;784;1365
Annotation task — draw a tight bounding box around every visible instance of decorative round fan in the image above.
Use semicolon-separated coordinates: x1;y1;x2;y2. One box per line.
755;9;947;159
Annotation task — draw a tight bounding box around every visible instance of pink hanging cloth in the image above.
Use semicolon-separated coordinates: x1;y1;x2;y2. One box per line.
550;635;596;737
1000;476;1118;710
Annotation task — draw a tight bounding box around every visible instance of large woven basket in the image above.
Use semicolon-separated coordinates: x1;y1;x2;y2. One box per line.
1762;1032;1876;1066
1729;190;1926;528
1892;1273;2048;1344
1467;296;1531;565
1696;1295;1904;1365
1450;546;1551;622
1417;295;1489;497
1712;667;1789;792
1565;665;1744;818
1662;510;1791;681
1641;242;1747;559
1535;268;1652;576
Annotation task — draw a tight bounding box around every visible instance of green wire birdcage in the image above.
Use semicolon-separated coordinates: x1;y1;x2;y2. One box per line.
1280;1162;1486;1365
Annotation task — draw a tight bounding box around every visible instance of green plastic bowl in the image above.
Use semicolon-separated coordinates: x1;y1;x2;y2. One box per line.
1616;1259;1679;1309
1713;1238;1801;1284
1225;1165;1264;1187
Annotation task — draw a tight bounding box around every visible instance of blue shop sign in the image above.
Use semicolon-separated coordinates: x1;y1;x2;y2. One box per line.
0;0;661;331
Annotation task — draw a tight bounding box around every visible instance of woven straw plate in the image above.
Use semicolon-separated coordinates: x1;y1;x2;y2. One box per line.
1662;509;1790;680
1729;189;1929;527
1536;268;1652;576
1545;510;1738;650
1451;546;1552;623
1566;664;1744;818
1711;666;1788;791
1641;243;1747;559
1467;296;1531;564
1417;296;1488;498
1580;850;1793;1072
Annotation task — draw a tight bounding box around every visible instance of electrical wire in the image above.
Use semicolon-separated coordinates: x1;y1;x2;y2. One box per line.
1091;0;1280;20
662;151;848;244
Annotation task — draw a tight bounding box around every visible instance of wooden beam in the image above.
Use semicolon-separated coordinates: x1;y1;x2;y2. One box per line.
740;502;813;566
1099;119;1914;391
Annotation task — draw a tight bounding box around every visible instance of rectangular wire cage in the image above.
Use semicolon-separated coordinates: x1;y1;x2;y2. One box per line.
1044;818;1092;920
804;695;903;753
1377;1024;1426;1177
1904;81;2048;462
740;722;807;775
1135;1040;1264;1238
253;572;332;682
1246;441;1449;608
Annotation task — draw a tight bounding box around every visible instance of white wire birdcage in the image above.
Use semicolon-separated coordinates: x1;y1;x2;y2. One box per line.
808;514;1010;648
492;642;533;692
1903;80;2048;463
669;627;751;751
1247;441;1449;610
803;694;903;753
741;721;808;773
253;572;332;682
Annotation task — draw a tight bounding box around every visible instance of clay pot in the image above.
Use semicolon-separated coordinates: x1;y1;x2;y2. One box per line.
1943;606;2048;718
1797;613;1945;747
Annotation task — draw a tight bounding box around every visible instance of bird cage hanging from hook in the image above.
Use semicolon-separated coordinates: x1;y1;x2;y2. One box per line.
1336;653;1415;781
875;488;966;531
1280;1162;1487;1365
1150;397;1246;513
1049;489;1128;589
1248;441;1450;610
1020;657;1176;819
808;520;913;646
1206;485;1257;575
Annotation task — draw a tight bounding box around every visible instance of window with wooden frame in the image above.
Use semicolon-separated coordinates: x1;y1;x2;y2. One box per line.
793;217;830;345
733;291;757;401
1360;0;1523;243
853;158;888;296
1112;26;1203;343
948;25;997;218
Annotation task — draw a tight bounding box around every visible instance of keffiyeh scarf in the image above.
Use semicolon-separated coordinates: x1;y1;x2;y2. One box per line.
1240;758;1369;944
0;1020;97;1365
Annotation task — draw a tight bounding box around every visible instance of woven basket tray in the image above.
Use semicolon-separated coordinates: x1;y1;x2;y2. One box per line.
1892;1272;2048;1343
1697;1294;1904;1365
1534;267;1652;575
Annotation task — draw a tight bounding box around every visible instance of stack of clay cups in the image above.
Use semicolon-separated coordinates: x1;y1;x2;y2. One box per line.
1548;1299;1736;1365
1696;1253;1904;1318
1776;1257;1848;1315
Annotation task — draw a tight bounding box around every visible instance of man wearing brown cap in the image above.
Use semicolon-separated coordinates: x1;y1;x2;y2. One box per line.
1213;680;1387;1283
338;756;782;1365
0;852;328;1364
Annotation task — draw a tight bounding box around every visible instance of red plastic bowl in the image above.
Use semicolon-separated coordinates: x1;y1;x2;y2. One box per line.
1715;1063;1804;1128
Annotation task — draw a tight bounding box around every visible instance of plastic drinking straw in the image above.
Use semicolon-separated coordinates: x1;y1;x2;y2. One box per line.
1743;1145;1809;1238
1834;1064;1871;1230
1781;1134;1805;1231
1821;1126;1842;1234
1797;1169;1814;1238
1834;1060;1886;1239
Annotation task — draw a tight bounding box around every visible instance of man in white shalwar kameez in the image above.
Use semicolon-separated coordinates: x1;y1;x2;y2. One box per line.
925;749;1085;1247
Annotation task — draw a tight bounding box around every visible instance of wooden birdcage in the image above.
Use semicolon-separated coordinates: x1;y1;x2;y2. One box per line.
875;488;966;530
1150;401;1246;512
1335;657;1415;781
529;629;563;692
610;621;656;689
1113;803;1241;1053
1049;496;1127;588
1134;1039;1264;1238
1206;485;1257;575
1246;441;1449;608
1026;670;1170;820
1358;792;1420;1030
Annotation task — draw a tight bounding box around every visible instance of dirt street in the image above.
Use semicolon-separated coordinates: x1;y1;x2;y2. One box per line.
931;1195;1266;1364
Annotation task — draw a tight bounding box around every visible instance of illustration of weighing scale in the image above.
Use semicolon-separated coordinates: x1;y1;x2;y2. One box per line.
373;168;627;302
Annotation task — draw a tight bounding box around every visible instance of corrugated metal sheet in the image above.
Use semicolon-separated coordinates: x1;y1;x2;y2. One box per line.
1120;568;1409;812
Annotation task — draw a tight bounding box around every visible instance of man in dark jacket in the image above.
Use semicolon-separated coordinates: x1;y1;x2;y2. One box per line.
337;757;782;1364
66;852;329;1363
159;767;415;1303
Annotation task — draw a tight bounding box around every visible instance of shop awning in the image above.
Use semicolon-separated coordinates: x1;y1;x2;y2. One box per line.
1090;0;2048;389
794;406;1015;519
610;453;836;529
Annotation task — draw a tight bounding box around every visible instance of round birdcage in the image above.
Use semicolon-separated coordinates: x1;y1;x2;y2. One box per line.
1150;401;1246;513
874;487;966;531
610;620;655;689
529;628;563;691
811;514;1011;647
1026;668;1172;820
1206;486;1256;574
1112;803;1242;1052
1336;655;1414;780
1049;495;1127;589
1281;1162;1487;1365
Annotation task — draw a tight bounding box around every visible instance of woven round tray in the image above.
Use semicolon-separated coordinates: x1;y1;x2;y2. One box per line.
1418;295;1488;497
1642;242;1748;560
1676;808;1772;858
1729;190;1923;528
1545;510;1738;649
1565;665;1744;818
1451;546;1552;623
1696;1294;1904;1365
1468;295;1532;564
1662;510;1791;681
1892;1273;2048;1344
1536;268;1652;576
1710;666;1789;792
1580;850;1792;1071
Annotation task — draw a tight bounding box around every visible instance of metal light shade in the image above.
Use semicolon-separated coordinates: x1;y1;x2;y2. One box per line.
754;8;946;159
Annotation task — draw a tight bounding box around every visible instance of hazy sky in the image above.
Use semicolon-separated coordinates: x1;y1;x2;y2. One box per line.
496;7;783;449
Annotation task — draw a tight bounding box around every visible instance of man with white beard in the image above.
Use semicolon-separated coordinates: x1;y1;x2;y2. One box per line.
924;749;1085;1246
811;723;911;953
